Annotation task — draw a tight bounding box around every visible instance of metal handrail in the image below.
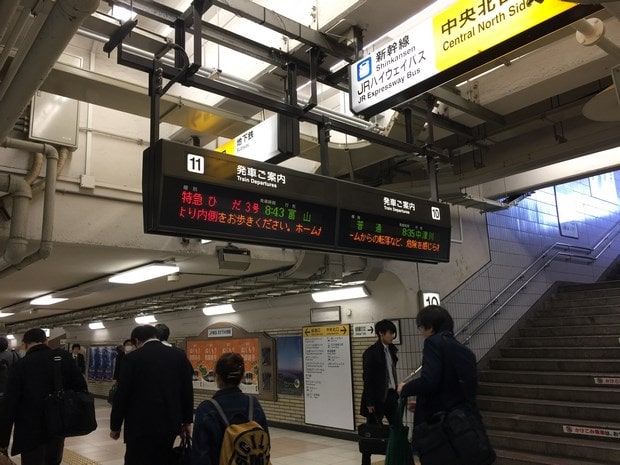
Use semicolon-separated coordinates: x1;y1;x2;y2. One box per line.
404;221;620;380
457;221;620;344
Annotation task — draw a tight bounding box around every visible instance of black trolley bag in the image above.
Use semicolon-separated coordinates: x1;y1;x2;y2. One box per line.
358;415;390;456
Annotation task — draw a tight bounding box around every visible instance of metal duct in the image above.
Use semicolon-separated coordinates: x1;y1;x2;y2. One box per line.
0;0;99;141
0;138;59;276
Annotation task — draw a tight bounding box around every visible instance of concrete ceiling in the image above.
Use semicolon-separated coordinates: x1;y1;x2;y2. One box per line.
0;0;619;333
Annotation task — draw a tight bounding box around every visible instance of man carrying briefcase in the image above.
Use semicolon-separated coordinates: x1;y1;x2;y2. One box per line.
359;320;399;465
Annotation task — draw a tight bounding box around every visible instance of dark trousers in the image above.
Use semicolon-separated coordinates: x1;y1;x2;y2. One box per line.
20;437;64;465
361;389;399;465
124;433;176;465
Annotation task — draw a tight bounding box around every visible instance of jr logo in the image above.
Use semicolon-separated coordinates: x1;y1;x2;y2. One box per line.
357;57;372;81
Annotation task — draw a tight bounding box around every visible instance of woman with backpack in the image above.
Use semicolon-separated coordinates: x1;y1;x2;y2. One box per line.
191;352;270;465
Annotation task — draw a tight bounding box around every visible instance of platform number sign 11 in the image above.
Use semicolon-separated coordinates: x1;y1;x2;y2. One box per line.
187;153;205;174
419;291;440;309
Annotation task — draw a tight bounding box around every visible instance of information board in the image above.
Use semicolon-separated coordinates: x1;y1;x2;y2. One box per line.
302;324;354;430
144;139;451;263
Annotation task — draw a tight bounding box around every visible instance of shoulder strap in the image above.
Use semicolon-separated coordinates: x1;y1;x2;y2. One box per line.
11;350;19;363
248;395;254;422
52;354;63;392
209;399;230;426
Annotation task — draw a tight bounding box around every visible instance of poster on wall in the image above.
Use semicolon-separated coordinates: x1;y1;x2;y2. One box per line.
87;345;116;381
187;338;259;394
276;335;303;396
302;324;354;430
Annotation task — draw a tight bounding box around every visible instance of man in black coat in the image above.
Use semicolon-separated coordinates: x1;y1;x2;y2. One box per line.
0;328;87;465
360;319;399;465
71;343;86;375
110;325;194;465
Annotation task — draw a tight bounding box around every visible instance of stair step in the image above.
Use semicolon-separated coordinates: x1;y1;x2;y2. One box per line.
558;280;620;291
544;296;620;309
477;395;620;422
478;382;620;403
510;335;620;347
482;411;620;441
536;305;620;317
554;284;620;297
500;347;620;359
494;447;612;465
479;369;620;387
489;357;620;372
488;430;620;463
534;314;620;327
520;324;620;337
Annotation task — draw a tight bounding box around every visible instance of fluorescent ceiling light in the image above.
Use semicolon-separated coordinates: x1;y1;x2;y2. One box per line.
311;285;369;303
0;312;15;317
30;295;68;305
42;329;50;337
89;322;105;330
202;304;236;316
6;335;15;340
111;5;137;22
135;315;158;324
200;239;212;244
109;264;180;284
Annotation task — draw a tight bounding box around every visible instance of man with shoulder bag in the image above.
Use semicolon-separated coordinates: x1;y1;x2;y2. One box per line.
398;306;495;465
0;328;87;465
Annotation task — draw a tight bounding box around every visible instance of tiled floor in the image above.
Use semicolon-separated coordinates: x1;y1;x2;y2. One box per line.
8;399;406;465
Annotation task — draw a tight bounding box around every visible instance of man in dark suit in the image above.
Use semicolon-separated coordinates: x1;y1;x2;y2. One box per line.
110;325;194;465
71;343;86;375
360;319;399;465
0;328;87;465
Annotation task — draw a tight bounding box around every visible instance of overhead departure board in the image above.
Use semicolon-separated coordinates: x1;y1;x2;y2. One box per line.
144;139;451;263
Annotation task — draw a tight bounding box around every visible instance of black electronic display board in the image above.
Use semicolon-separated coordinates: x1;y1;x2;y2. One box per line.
143;139;451;263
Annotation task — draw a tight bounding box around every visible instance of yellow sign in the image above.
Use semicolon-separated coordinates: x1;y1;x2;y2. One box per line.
433;0;575;71
215;138;235;155
303;324;350;338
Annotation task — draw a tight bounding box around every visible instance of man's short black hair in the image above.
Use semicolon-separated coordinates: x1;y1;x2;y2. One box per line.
154;323;170;342
72;343;81;350
416;305;454;334
23;328;47;344
375;319;397;338
130;325;158;344
0;336;8;352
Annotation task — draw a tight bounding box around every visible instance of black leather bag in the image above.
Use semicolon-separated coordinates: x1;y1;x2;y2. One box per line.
107;383;117;405
170;436;192;465
413;406;495;465
44;355;97;438
358;421;390;455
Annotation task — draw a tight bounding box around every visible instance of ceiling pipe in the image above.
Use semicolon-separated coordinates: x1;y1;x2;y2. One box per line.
0;174;31;266
573;18;620;62
0;0;99;141
0;138;59;277
0;1;19;40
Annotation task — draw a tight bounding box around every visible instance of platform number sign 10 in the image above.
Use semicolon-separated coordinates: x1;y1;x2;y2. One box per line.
187;153;205;174
419;291;440;309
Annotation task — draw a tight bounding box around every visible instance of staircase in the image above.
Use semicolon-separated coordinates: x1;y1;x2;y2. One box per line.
477;277;620;464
